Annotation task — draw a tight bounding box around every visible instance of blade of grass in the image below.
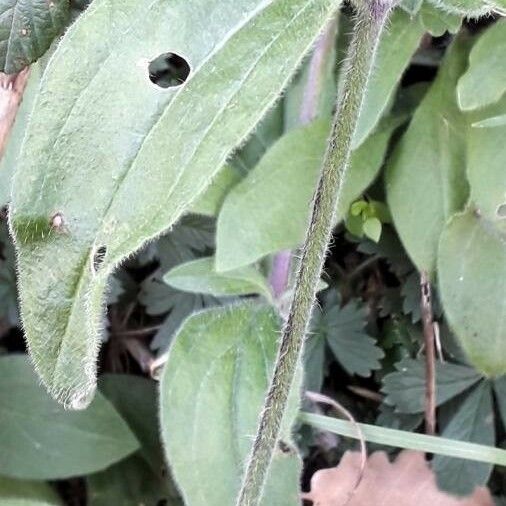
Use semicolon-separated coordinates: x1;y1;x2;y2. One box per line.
300;412;506;466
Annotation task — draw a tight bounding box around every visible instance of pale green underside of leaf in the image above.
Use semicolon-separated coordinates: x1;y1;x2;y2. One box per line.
457;19;506;111
216;117;398;272
438;210;506;376
386;36;471;276
0;476;62;506
0;0;68;73
164;256;272;300
159;303;302;506
10;0;340;407
0;355;138;480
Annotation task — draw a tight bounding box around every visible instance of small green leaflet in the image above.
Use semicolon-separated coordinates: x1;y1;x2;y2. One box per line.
381;357;482;414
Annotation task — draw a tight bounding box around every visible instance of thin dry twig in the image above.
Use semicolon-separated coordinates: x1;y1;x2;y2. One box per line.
305;391;367;506
420;271;437;436
0;68;30;158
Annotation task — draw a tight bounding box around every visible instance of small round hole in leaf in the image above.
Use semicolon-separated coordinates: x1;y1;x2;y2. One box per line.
148;52;190;88
496;203;506;218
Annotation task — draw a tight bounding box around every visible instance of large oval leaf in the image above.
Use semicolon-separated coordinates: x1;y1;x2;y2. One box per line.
457;20;506;111
216;117;399;272
159;303;302;506
386;37;471;276
0;355;138;479
0;0;68;73
438;210;506;376
10;0;339;407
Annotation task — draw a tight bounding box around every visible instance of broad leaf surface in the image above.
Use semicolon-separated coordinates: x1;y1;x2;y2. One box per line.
0;355;138;479
164;256;271;299
433;382;495;495
160;303;302;506
457;20;506;111
0;477;62;506
438;211;506;376
0;0;68;73
216;117;398;272
381;358;482;413
10;0;339;407
386;37;471;276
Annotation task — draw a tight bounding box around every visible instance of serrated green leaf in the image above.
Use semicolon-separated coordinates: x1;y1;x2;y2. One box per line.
352;9;425;148
159;302;302;506
433;382;495;495
164;256;271;300
386;37;471;276
0;477;62;506
382;358;482;413
216;116;398;272
0;355;138;479
438;210;506;376
10;0;340;407
0;0;68;73
457;20;506;111
313;290;384;378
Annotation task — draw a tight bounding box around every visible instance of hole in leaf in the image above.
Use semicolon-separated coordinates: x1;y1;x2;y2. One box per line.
497;203;506;218
278;440;293;454
148;52;190;88
92;245;107;273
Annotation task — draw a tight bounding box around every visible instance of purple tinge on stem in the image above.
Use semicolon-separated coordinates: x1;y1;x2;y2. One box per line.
269;250;292;299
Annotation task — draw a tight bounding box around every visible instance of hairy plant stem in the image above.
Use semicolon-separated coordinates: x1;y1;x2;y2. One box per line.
236;3;394;505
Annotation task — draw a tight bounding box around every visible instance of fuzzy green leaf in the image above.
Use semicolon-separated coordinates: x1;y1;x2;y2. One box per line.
0;477;62;506
438;210;506;376
353;9;425;148
164;256;271;299
381;358;482;414
10;0;339;408
0;355;138;480
159;303;302;506
433;382;495;495
458;20;506;111
216;117;398;272
0;0;68;73
386;37;471;276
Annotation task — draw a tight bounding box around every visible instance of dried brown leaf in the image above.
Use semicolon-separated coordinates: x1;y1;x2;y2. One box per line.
303;451;494;506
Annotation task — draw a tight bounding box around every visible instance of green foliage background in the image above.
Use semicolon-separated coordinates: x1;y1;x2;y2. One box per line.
0;0;505;504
